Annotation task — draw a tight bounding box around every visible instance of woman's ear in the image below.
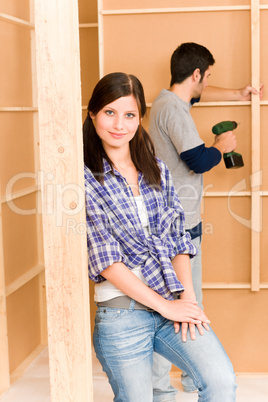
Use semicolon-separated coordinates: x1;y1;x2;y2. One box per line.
89;111;95;120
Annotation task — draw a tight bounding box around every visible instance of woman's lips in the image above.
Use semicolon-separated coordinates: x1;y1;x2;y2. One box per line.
109;132;127;139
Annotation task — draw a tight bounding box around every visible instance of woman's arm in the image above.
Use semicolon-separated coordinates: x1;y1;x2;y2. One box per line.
171;254;196;300
172;253;210;341
101;261;209;326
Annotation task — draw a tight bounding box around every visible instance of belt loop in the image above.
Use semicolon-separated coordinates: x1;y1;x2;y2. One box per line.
129;299;136;311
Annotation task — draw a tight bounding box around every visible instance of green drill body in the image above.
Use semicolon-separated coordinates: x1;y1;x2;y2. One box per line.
212;120;244;169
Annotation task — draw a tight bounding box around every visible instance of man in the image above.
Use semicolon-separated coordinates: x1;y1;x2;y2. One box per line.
149;42;263;399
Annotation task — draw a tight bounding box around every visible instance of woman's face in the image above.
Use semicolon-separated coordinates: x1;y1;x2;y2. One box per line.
90;95;139;153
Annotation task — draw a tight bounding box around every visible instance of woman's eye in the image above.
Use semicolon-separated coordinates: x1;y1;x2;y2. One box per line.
105;110;114;116
126;113;135;118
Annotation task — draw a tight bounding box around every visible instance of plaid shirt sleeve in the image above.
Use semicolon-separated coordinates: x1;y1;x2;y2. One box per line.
85;175;125;283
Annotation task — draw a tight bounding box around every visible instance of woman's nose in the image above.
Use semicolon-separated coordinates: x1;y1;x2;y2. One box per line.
113;116;124;130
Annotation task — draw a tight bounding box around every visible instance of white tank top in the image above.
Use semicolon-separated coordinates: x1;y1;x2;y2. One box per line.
94;195;149;302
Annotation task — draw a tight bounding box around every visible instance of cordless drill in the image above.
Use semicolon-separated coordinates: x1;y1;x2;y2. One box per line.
212;121;244;169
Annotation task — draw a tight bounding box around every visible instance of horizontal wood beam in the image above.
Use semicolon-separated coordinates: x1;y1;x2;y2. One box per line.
203;283;268;289
0;264;44;300
79;23;98;28
0;107;38;112
0;13;34;29
1;185;39;204
101;6;250;16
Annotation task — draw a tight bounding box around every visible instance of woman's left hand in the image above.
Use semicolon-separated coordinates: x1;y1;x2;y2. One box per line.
174;321;210;342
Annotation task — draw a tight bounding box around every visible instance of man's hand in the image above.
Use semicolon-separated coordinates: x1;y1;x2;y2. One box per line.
238;83;263;101
213;130;237;154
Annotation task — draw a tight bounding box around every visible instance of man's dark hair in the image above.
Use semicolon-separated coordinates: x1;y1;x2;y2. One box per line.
170;42;215;86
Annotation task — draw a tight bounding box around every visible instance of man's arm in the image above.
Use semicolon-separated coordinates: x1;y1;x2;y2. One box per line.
180;129;237;174
201;83;263;102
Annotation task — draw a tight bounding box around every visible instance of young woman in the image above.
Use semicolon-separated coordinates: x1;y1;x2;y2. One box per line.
83;72;237;401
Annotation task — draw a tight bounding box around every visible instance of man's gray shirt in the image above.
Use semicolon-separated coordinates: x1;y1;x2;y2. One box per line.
149;89;204;230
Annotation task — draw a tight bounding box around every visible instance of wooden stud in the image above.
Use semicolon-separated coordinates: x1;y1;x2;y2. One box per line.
0;203;10;396
4;264;44;298
35;1;93;400
0;107;38;112
0;13;34;29
203;283;268;289
79;23;98;28
250;0;261;291
29;0;48;347
100;6;250;16
97;0;104;78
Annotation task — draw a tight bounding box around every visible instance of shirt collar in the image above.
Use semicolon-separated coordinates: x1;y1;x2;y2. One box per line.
103;158;112;174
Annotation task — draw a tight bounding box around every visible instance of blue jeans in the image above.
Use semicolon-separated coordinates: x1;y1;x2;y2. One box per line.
93;299;237;402
153;235;203;396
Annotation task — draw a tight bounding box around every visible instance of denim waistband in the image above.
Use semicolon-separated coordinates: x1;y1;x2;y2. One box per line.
97;296;154;311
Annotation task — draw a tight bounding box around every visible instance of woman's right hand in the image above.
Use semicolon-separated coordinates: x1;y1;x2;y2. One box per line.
159;298;210;326
159;299;210;342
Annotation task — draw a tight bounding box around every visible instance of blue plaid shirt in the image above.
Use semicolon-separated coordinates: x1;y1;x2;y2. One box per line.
85;158;197;300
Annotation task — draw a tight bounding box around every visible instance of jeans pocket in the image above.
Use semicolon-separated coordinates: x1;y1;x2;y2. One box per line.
95;307;128;324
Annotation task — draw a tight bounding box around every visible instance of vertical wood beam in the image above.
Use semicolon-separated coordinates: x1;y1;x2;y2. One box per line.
250;0;261;291
0;202;10;396
34;1;93;400
29;0;47;346
98;0;104;78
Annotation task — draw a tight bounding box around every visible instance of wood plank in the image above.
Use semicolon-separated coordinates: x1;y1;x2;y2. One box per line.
146;101;251;108
251;0;261;291
29;0;47;346
1;185;39;204
0;107;38;112
97;0;104;78
79;23;98;28
0;13;34;29
0;202;10;396
101;6;250;16
34;0;93;400
5;264;44;298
